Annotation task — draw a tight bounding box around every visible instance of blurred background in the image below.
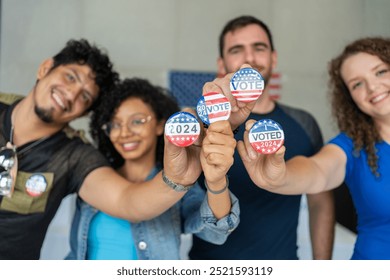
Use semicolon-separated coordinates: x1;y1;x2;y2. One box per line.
1;0;389;259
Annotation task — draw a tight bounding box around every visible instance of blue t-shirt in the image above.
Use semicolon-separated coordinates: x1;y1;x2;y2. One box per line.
190;103;323;259
329;133;390;259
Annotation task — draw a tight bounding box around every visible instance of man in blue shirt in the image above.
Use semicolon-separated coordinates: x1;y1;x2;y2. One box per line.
190;15;335;260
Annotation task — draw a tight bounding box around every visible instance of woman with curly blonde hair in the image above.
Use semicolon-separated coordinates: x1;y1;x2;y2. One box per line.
237;37;390;259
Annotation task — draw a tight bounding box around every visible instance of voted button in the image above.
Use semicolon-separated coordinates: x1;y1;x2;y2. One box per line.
196;92;231;125
249;119;284;154
230;67;264;102
165;111;201;147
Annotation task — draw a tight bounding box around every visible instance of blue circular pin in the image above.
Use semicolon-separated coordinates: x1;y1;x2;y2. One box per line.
248;119;284;154
196;92;231;125
165;111;201;147
230;67;265;102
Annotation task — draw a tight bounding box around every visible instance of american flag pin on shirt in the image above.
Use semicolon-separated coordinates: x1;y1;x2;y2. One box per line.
230;67;265;102
196;92;231;125
165;111;201;147
249;119;284;154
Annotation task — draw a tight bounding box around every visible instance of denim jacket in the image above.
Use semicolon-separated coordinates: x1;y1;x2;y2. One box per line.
65;167;240;260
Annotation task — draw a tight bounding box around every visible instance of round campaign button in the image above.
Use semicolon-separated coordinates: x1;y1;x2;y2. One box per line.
196;92;231;125
25;174;48;197
230;67;265;102
165;111;201;147
248;119;284;154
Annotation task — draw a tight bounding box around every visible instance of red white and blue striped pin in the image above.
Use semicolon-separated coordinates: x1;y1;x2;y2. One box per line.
249;119;284;154
165;112;200;147
230;67;264;102
196;92;231;125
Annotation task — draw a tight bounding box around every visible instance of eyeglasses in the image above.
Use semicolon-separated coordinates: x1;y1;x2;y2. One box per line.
0;142;18;197
101;113;153;138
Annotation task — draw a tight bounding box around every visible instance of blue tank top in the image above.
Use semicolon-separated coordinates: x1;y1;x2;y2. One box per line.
87;211;138;260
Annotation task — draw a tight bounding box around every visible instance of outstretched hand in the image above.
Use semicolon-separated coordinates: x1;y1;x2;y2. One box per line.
200;120;236;187
202;64;257;130
163;108;204;186
237;119;287;190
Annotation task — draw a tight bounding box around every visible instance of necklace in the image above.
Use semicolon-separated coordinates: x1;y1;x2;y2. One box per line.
10;105;49;156
9;126;49;155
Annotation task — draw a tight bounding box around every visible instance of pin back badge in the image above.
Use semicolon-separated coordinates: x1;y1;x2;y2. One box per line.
230;67;265;102
165;111;201;147
248;119;284;154
196;92;231;125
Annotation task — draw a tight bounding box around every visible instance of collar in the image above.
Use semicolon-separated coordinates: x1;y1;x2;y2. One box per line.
146;165;162;181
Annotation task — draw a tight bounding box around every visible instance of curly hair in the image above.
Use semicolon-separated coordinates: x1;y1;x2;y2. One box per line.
219;15;275;58
90;77;180;169
328;37;390;176
50;39;120;112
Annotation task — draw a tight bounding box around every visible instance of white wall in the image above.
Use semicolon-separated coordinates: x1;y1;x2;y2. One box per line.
2;0;388;259
2;0;390;140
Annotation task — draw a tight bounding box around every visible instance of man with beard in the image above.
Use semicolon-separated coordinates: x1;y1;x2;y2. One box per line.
189;15;335;259
0;39;205;259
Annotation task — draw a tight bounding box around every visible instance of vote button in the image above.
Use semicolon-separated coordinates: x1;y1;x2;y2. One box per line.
196;92;231;125
230;67;265;102
248;119;284;154
165;111;201;147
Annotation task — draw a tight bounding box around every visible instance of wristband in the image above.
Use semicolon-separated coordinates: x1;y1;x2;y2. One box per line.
204;175;229;194
162;170;194;192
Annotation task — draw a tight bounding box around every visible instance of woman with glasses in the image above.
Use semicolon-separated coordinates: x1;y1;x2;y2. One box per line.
66;78;239;259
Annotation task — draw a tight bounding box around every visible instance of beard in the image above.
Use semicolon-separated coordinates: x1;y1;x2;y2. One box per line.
258;68;272;86
34;105;54;123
